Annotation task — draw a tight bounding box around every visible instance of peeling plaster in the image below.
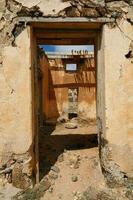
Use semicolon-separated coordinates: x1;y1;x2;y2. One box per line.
0;0;133;190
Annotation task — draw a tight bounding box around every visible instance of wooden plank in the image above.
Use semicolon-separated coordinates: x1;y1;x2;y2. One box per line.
35;28;99;33
50;66;96;71
35;31;97;39
52;83;96;88
37;38;95;45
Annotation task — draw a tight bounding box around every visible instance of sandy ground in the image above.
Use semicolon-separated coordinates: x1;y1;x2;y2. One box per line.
39;123;105;200
0;183;20;200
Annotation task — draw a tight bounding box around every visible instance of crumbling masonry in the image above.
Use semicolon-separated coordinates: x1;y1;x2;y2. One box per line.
0;0;133;193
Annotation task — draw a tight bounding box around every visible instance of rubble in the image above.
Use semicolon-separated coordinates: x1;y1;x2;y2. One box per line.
0;153;33;188
57;154;64;162
80;185;133;200
65;122;78;129
12;163;31;189
51;166;60;173
57;115;68;123
68;154;81;169
49;171;58;180
71;175;78;182
12;178;51;200
58;0;132;19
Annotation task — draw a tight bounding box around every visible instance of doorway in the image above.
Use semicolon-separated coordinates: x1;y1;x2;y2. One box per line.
32;22;101;199
68;88;78;119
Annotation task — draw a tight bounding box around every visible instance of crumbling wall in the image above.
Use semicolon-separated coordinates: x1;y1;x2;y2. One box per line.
0;0;133;189
100;20;133;187
0;26;34;188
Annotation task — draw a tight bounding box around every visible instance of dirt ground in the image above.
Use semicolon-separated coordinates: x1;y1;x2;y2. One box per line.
38;121;105;200
0;183;20;200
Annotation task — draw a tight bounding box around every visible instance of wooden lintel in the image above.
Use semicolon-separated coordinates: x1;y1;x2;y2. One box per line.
37;38;95;45
35;32;97;39
34;28;99;33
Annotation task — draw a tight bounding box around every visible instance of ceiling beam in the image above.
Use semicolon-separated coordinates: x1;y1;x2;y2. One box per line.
37;38;95;45
35;31;97;39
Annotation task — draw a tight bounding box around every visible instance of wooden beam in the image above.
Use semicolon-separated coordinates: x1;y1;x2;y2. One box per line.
50;66;96;71
32;21;102;29
35;28;98;33
52;83;96;88
35;31;97;39
37;38;94;45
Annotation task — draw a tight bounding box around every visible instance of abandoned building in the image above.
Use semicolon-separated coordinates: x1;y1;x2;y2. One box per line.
0;0;133;199
38;49;96;123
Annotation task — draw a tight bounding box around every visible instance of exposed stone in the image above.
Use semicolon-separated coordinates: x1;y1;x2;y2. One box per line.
12;22;26;39
0;0;6;13
18;5;43;17
80;7;100;17
49;171;58;180
12;163;31;189
68;155;80;169
125;189;133;199
0;17;6;31
48;187;53;193
127;6;133;23
70;117;78;123
57;154;64;162
58;193;63;199
129;0;133;6
129;41;133;52
72;0;104;8
0;166;13;174
12;178;51;200
6;173;12;183
65;122;78;129
100;139;128;187
96;5;108;17
92;0;105;6
93;158;99;167
7;0;22;14
105;0;129;2
51;166;60;173
71;175;78;182
57;115;68;123
66;6;81;17
125;40;133;58
22;157;33;177
106;1;129;12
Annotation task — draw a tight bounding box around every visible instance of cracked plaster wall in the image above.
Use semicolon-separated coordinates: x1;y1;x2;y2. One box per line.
103;19;133;180
0;0;133;188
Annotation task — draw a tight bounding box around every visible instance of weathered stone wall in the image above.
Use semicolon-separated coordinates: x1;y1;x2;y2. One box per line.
0;0;133;188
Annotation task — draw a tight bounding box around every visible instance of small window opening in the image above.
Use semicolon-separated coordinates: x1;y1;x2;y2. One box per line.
66;63;77;72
